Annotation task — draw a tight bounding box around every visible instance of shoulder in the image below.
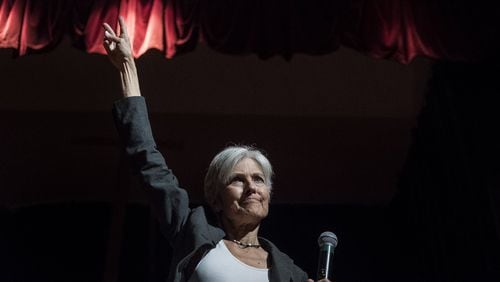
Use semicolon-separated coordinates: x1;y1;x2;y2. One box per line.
183;206;225;244
259;238;294;263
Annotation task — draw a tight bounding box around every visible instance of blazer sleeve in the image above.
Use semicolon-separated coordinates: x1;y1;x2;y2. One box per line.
112;96;190;244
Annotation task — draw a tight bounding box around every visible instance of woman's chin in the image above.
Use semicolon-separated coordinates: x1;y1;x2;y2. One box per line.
241;205;269;219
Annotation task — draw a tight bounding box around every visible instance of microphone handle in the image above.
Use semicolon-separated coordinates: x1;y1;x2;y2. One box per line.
317;243;334;280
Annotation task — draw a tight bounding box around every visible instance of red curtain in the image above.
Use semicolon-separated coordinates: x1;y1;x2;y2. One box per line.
1;0;498;63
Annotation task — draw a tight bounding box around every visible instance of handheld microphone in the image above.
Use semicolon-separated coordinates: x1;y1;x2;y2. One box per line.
316;231;338;280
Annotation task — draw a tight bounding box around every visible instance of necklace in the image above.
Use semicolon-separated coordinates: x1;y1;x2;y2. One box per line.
232;239;261;249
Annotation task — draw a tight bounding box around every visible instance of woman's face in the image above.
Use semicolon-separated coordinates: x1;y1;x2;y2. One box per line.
216;157;270;225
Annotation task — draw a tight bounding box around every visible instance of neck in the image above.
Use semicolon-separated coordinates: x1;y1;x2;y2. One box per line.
220;215;261;245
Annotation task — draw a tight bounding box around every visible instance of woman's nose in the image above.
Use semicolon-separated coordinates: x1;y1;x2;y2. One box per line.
245;179;258;192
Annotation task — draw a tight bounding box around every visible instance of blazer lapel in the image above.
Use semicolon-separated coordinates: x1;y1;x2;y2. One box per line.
261;238;294;281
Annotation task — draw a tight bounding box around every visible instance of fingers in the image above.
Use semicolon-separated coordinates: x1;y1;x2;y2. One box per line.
102;23;116;37
102;23;118;55
102;16;132;57
102;39;113;54
104;30;120;42
103;23;120;42
118;16;129;39
102;16;128;39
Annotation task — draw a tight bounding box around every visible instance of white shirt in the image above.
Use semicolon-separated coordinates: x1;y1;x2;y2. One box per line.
188;240;269;282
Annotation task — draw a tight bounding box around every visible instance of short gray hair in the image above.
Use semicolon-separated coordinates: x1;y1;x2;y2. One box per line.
204;145;273;209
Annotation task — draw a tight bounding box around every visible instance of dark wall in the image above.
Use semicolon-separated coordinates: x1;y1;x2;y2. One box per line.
0;110;414;206
0;39;430;206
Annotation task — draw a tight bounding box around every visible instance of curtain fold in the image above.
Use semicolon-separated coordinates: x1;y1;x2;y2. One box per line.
0;0;70;54
199;0;344;59
1;0;499;63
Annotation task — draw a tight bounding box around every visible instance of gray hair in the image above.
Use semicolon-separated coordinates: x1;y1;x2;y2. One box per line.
204;145;273;209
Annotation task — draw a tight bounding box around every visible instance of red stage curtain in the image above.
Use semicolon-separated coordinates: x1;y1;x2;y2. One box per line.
0;0;69;55
0;0;498;63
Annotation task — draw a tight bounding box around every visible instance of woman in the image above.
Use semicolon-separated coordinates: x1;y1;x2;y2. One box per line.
103;17;329;282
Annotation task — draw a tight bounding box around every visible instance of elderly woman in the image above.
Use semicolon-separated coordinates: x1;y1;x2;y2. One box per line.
104;17;328;282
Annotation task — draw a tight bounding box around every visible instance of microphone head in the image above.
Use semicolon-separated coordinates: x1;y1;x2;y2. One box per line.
318;231;338;248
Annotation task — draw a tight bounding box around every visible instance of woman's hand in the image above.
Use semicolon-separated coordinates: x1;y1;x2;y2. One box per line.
103;16;133;71
102;16;141;97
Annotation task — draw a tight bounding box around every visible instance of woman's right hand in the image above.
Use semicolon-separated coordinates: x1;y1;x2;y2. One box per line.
102;16;134;71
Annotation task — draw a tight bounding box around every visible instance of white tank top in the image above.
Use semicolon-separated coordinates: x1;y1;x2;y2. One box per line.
188;240;269;282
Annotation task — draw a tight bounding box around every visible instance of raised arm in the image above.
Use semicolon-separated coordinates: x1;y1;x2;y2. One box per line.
104;17;190;243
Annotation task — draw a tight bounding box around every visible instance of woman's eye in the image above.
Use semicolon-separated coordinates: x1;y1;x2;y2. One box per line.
230;177;243;184
253;176;265;183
